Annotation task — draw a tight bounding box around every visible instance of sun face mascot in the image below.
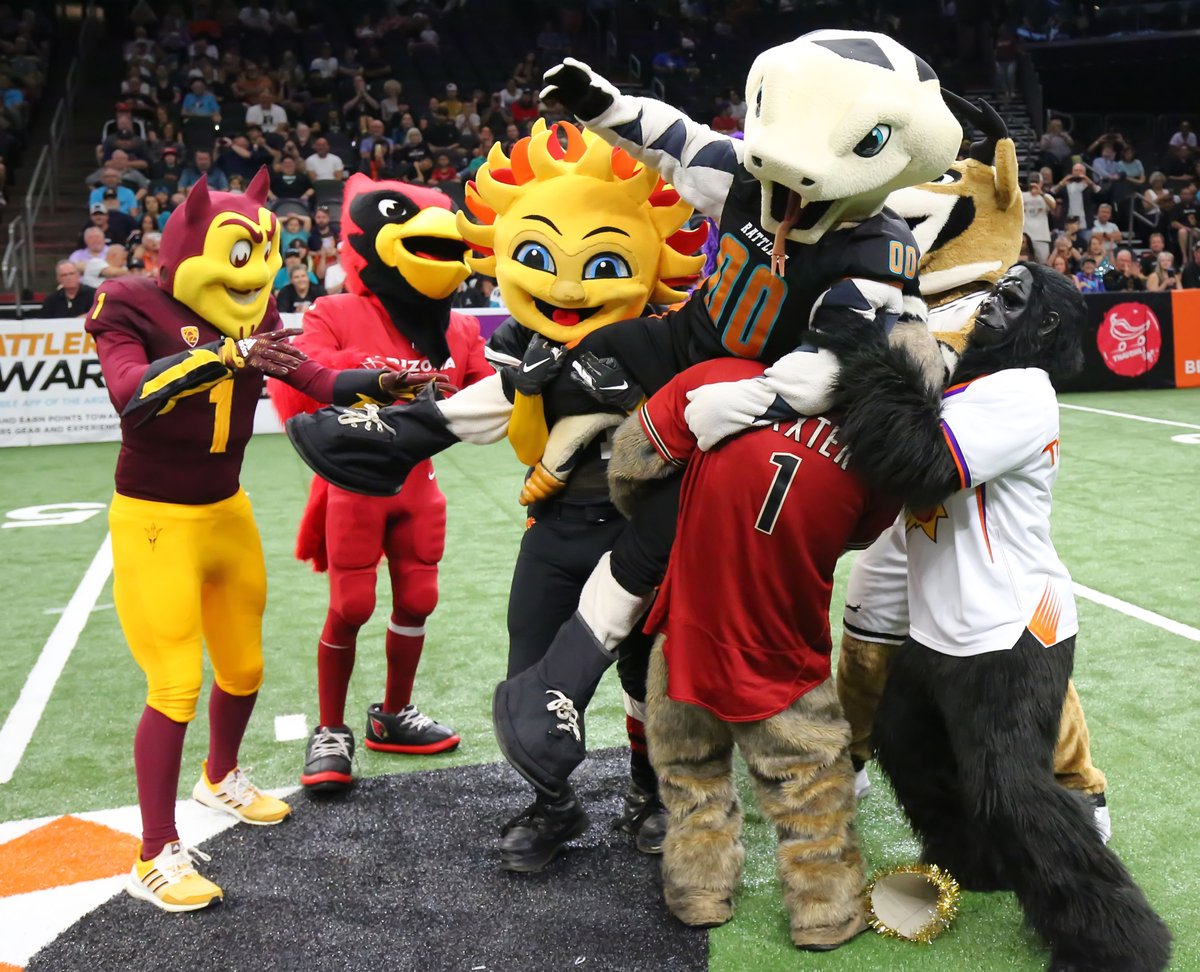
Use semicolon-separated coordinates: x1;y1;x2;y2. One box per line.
269;175;493;793
85;169;413;913
451;120;706;871
286;30;962;817
835;100;1113;842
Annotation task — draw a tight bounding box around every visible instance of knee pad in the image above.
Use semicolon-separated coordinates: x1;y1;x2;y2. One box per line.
392;564;438;623
330;567;378;631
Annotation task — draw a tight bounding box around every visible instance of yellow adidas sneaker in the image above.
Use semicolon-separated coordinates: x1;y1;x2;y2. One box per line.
192;761;292;825
127;841;223;913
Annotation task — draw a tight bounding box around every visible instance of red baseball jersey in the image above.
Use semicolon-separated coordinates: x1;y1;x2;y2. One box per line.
642;358;899;722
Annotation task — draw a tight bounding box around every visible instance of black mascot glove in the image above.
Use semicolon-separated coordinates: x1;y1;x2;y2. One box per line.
540;58;618;121
510;335;567;397
569;351;644;412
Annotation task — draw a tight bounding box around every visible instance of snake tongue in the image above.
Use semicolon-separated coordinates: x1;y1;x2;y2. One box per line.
552;309;580;326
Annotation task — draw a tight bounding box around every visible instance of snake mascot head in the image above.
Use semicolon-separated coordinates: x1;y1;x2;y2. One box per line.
339;173;473;367
159;168;282;338
458;119;705;471
886;96;1022;375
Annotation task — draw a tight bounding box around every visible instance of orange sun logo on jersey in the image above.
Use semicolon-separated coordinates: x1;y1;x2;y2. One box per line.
906;504;948;542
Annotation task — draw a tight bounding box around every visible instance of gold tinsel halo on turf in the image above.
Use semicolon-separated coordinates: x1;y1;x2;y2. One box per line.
863;863;961;944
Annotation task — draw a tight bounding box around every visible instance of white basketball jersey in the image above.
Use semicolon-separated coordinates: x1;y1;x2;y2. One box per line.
906;368;1078;656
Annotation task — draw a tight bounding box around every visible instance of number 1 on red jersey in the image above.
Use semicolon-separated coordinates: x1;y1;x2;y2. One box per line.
755;452;802;535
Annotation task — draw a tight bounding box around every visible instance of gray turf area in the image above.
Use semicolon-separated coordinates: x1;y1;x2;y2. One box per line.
29;749;706;972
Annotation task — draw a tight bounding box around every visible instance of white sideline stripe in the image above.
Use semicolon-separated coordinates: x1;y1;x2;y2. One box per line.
0;533;114;784
275;713;308;741
1073;583;1200;643
1060;402;1200;430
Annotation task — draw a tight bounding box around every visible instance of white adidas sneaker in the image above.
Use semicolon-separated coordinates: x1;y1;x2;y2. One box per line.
127;841;222;913
192;761;291;825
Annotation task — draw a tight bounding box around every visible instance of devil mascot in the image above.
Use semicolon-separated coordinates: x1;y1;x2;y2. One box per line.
87;169;413;913
270;175;491;793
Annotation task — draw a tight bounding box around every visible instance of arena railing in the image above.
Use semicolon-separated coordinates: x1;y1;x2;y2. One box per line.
5;2;97;318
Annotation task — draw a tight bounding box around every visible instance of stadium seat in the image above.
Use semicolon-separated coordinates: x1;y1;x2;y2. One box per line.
272;198;311;219
313;180;345;210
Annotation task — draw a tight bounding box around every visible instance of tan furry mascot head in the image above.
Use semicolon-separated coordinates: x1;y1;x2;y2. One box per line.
886;96;1022;361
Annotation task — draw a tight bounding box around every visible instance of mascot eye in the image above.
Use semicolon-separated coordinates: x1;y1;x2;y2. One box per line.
514;241;557;274
229;239;252;268
932;170;962;185
583;253;631;280
853;124;892;158
378;199;405;219
755;86;763;118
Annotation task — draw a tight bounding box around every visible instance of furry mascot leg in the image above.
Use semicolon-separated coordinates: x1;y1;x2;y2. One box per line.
877;634;1171;969
735;680;866;950
645;639;742;927
1055;681;1108;794
836;633;896;769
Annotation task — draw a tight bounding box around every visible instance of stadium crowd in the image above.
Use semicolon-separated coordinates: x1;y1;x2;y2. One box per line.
0;6;53;212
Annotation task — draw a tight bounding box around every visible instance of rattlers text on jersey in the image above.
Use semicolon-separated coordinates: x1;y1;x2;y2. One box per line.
906;368;1078;656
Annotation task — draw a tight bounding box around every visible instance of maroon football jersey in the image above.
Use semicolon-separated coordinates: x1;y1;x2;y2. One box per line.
86;276;284;504
641;358;899;722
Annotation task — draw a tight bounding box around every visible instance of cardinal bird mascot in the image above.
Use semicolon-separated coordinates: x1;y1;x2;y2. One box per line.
270;175;491;793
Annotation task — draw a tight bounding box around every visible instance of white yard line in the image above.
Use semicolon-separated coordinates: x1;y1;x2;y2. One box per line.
1073;583;1200;643
1060;402;1200;430
274;713;308;741
0;533;114;784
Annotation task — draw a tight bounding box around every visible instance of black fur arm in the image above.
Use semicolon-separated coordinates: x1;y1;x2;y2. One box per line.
833;341;961;511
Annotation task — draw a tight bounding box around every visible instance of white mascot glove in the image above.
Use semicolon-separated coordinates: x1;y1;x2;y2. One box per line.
761;347;841;417
683;376;779;452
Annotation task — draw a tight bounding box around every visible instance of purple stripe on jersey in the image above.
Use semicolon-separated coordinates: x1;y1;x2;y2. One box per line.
941;420;972;488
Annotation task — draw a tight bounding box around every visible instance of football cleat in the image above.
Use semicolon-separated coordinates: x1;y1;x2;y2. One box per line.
126;841;223;913
499;788;591;873
614;782;667;854
300;724;355;793
364;702;460;754
193;762;291;825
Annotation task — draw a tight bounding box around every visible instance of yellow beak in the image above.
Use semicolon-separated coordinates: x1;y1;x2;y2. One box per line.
374;207;472;300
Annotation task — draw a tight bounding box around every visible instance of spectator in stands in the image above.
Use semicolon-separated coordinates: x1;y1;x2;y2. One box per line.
380;80;407;127
425;107;462;154
1171;185;1200;257
1182;243;1200;289
512;53;539;89
455;274;498;309
498;78;521;111
305;137;345;182
85;203;136;248
42;260;96;318
131;228;161;277
149;145;184;196
442;83;464;119
1057;162;1098;226
180;148;229;191
83;243;129;288
394;127;431;182
1163;143;1193;186
1038;118;1075;180
711;102;738;134
270;155;314;205
89;169;140;216
279;214;310;253
70;226;109;268
142;193;169;231
1116;144;1145;186
308;205;338;274
87;152;150;196
1023;173;1055;262
1074;256;1105;293
274;243;318;290
1104;248;1146;291
429;152;460;185
151;63;180;111
501;122;522;154
343;75;380;130
181;77;221;123
1142;171;1173;234
409;15;439;53
359;117;392;160
1047;233;1081;273
232;60;274;104
308;42;338;96
993;25;1020;101
1090;203;1121;259
1145;251;1179;292
275;263;325;313
245;89;288;132
1168;121;1196;159
1083;233;1107;270
149;121;186;163
216;130;275;183
361;140;397;181
1088;139;1122;203
1018;233;1034;262
1049;254;1070;277
1138;233;1167;275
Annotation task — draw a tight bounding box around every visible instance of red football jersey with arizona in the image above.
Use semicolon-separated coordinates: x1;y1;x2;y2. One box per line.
641;358;899;722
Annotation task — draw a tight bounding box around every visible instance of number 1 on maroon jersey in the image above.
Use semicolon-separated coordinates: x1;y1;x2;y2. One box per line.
755;452;802;535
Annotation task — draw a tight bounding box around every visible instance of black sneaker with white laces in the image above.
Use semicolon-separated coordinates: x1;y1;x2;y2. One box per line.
498;787;590;873
614;782;667;854
300;725;355;793
364;702;461;754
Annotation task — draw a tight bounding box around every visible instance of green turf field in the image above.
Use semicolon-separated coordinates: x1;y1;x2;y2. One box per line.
1;387;1197;970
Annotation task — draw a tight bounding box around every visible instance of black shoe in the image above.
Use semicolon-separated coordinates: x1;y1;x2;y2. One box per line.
499;791;590;873
300;724;354;793
615;783;667;854
492;612;616;796
365;702;461;754
1088;791;1112;844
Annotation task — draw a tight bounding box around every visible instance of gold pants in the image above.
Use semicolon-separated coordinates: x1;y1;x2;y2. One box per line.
109;489;267;723
837;634;1107;794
